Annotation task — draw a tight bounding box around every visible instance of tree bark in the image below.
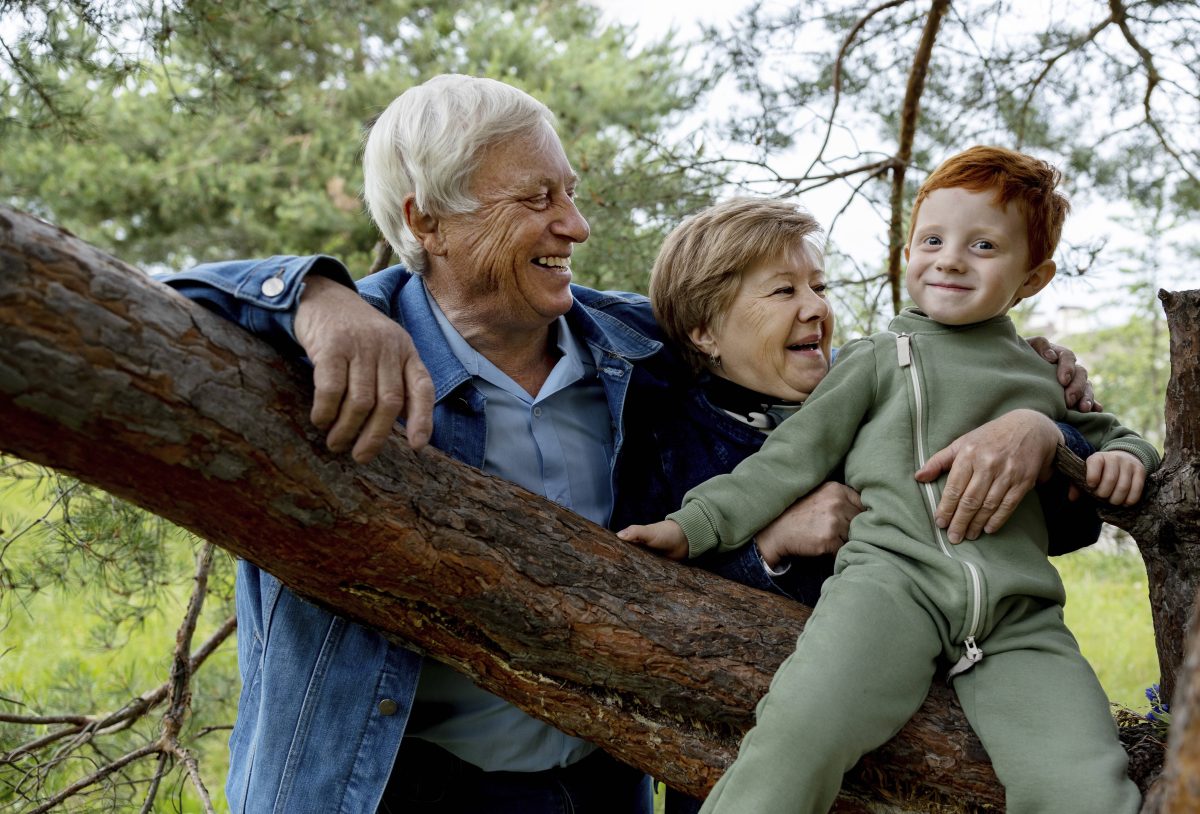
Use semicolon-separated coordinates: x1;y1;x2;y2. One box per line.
0;205;1191;811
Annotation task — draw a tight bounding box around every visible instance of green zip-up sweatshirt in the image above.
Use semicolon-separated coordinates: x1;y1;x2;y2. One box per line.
670;308;1159;641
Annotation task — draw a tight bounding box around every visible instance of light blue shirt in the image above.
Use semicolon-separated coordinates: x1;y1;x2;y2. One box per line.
410;281;614;771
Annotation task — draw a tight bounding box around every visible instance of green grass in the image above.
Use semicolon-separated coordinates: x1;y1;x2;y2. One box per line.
1055;545;1159;713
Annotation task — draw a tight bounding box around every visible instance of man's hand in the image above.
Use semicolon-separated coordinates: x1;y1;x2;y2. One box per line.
1026;336;1101;412
294;275;434;462
1087;451;1147;506
914;409;1061;544
617;520;689;560
755;483;863;568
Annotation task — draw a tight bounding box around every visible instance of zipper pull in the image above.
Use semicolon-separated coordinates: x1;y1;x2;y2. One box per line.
947;636;985;681
896;333;912;367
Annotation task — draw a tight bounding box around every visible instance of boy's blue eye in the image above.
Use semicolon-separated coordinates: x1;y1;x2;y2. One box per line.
923;236;942;246
974;240;995;250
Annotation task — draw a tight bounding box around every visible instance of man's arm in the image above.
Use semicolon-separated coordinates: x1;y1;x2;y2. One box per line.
162;256;433;460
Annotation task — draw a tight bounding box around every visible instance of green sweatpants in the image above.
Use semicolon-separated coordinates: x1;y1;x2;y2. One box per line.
699;561;1140;814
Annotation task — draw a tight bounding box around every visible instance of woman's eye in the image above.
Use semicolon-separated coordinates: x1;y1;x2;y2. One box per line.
812;284;828;296
771;286;795;296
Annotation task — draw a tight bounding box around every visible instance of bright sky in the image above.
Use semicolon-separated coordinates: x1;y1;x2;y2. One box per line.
589;0;1191;335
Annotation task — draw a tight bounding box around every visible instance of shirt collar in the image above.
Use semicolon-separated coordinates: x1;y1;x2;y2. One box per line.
423;282;588;401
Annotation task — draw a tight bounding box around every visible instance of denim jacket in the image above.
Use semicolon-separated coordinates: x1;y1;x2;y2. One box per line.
163;256;674;814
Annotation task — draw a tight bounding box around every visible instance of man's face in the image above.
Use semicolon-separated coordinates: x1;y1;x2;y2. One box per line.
905;186;1047;325
433;121;590;333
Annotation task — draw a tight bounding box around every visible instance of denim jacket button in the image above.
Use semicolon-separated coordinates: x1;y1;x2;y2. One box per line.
377;698;398;716
261;277;285;298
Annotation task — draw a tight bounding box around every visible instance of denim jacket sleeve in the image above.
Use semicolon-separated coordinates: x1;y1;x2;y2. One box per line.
1042;422;1101;556
157;255;356;353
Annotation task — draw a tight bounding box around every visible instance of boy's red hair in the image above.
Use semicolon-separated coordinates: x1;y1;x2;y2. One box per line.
908;146;1070;268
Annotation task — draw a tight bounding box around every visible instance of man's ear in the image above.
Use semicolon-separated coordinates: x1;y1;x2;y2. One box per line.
403;196;446;256
1018;258;1057;299
688;324;718;358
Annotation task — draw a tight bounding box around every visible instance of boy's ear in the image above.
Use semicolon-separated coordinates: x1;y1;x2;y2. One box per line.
688;324;719;359
1018;258;1057;299
403;196;447;256
904;244;910;262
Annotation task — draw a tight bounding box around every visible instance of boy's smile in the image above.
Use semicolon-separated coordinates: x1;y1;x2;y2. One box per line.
904;187;1055;325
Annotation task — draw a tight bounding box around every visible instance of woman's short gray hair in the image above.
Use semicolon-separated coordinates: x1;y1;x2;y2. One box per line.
651;197;826;372
362;74;555;274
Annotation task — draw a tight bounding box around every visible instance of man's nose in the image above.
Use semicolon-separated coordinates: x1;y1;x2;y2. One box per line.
554;199;590;244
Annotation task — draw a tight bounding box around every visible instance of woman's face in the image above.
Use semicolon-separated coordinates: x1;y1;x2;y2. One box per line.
690;244;833;402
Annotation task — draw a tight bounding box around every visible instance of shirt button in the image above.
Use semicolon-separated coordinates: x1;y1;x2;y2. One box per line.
532;407;542;417
378;699;398;716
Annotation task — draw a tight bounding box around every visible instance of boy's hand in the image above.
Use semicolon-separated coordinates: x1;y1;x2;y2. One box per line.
1086;450;1147;506
617;520;689;561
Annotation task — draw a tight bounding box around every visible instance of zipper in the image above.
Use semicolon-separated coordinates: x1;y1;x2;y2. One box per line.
896;332;985;664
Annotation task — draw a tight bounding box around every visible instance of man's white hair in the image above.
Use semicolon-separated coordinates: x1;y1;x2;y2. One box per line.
362;74;556;274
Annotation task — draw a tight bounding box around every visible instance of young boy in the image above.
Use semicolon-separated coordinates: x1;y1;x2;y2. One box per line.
619;146;1157;814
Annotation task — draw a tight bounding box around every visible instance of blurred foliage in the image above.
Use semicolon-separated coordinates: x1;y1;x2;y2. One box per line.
1056;202;1182;449
0;0;722;289
701;0;1200;316
0;463;238;811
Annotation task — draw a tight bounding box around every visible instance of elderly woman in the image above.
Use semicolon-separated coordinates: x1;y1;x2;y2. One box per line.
620;197;1102;813
163;75;1098;814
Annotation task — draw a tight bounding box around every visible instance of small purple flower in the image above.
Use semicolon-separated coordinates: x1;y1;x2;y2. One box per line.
1145;683;1170;722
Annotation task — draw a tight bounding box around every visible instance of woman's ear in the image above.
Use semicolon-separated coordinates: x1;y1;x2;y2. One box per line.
403;196;446;256
1019;258;1057;299
688;324;719;358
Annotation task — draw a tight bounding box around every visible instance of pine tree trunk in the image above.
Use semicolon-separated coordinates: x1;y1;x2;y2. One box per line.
1;205;1194;811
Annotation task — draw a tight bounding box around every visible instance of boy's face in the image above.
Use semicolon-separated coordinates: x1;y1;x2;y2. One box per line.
904;187;1055;325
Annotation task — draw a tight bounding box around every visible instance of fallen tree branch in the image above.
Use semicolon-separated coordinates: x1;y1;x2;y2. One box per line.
0;205;1187;809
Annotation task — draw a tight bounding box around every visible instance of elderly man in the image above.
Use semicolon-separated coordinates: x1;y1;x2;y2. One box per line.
165;75;1099;814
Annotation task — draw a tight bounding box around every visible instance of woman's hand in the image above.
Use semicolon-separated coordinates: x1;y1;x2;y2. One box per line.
914;409;1062;544
617;520;689;560
1026;336;1101;412
295;275;434;461
754;483;863;568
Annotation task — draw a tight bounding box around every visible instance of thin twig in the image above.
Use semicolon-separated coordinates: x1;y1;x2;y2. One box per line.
25;742;159;814
803;0;910;182
137;750;171;814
